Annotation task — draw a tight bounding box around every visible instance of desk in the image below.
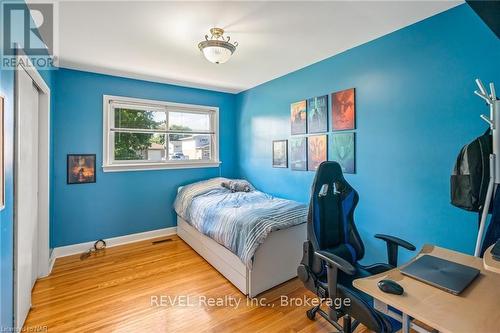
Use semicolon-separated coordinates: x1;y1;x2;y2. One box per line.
353;245;500;333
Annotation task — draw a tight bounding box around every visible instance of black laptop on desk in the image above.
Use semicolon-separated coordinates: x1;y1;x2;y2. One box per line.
400;255;480;295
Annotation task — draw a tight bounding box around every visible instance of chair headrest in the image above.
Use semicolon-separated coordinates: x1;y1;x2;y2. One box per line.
312;161;346;192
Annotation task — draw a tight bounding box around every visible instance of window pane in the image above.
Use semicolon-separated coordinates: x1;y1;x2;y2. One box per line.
114;132;166;161
168;134;212;161
168;111;211;132
114;108;166;130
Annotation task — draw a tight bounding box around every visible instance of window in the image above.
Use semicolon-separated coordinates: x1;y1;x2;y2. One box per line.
103;95;219;172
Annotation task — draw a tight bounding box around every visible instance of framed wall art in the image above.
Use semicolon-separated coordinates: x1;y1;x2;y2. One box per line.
67;154;96;184
272;140;288;168
330;132;355;174
332;88;355;131
290;137;307;171
307;135;327;171
290;100;307;135
307;95;328;133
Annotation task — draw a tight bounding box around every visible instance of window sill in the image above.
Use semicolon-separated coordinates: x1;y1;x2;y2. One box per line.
102;161;221;172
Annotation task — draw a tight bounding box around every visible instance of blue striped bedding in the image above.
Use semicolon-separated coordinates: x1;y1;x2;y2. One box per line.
174;178;308;268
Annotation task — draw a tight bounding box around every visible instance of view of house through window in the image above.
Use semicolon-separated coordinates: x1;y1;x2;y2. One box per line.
104;97;218;170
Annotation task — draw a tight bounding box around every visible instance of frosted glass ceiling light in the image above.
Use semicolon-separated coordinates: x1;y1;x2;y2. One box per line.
198;28;238;64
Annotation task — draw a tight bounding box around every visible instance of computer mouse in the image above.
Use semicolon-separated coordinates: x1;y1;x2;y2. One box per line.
377;279;404;295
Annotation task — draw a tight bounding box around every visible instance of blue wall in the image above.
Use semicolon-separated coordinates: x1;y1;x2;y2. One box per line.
2;1;495;330
236;4;500;264
52;69;237;247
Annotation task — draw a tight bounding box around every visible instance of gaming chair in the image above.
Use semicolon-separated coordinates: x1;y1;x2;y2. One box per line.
297;161;415;332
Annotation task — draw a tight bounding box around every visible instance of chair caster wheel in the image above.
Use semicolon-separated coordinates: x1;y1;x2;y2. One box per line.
306;308;316;320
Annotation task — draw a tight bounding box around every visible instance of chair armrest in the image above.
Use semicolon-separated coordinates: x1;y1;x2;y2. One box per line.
374;234;416;267
375;234;416;251
315;251;356;275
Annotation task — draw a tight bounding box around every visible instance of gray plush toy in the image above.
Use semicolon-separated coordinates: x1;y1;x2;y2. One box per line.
221;180;252;193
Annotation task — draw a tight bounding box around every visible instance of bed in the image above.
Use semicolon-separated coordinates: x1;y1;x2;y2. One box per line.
174;178;308;297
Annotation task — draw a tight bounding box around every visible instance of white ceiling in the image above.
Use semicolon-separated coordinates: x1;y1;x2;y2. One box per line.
54;1;462;93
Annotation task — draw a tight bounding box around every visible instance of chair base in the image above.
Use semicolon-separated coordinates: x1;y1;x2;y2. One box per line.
306;306;359;333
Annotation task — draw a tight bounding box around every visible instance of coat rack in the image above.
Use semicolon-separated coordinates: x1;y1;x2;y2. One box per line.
474;79;499;257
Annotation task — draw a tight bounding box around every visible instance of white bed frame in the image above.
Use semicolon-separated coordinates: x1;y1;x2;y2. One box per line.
177;216;307;298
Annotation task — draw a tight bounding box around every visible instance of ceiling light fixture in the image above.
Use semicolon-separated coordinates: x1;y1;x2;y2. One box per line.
198;28;238;64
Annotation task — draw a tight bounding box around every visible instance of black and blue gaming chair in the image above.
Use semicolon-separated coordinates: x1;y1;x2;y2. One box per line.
297;161;416;333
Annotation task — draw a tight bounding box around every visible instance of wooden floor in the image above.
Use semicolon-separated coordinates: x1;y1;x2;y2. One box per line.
24;236;372;333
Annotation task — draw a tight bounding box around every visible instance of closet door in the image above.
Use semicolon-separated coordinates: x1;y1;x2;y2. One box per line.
15;66;40;328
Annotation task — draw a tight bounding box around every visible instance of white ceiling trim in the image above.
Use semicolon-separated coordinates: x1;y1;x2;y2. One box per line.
58;60;243;94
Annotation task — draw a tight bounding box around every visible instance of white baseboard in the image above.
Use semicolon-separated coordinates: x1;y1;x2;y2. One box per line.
51;227;177;261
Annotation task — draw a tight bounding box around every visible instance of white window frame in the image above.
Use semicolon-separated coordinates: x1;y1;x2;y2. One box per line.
103;95;220;172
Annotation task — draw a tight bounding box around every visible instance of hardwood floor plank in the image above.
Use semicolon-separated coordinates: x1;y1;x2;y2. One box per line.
24;236;372;333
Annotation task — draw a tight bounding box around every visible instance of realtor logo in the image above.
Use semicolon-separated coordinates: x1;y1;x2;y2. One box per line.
1;2;56;69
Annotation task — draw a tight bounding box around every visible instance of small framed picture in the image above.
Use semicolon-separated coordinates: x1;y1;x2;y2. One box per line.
290;100;307;135
330;132;355;174
290;137;307;171
332;88;356;131
272;140;288;168
67;154;96;184
307;135;327;171
307;95;328;133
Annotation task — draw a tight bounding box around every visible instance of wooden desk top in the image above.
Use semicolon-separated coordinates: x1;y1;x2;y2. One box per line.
353;245;500;333
484;244;500;274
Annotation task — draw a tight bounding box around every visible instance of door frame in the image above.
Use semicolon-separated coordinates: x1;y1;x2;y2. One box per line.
13;52;51;325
